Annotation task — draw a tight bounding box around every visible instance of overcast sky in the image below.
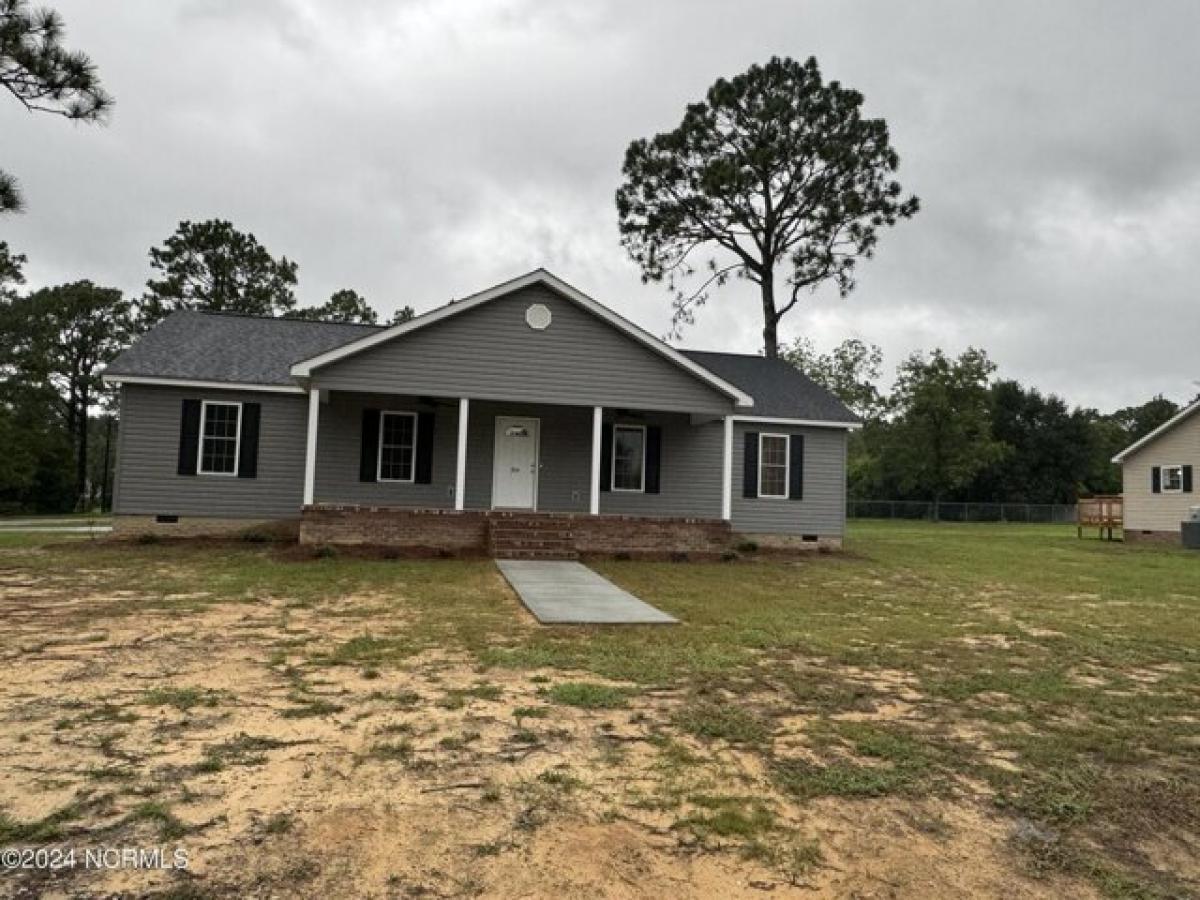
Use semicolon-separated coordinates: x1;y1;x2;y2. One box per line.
4;0;1198;411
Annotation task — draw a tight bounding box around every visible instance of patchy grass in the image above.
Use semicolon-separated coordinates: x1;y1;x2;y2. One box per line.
543;682;630;709
672;701;772;745
675;795;776;841
0;523;1197;898
142;686;222;711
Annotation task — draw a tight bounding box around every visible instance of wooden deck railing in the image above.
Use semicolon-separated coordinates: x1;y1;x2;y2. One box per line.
1077;495;1122;540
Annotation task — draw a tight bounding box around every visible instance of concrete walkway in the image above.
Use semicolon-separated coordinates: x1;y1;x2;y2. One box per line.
495;560;678;625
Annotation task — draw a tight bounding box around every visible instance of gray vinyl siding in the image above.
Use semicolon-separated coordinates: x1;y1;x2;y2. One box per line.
731;423;847;536
600;413;722;518
113;384;307;519
464;401;592;512
313;393;458;508
310;285;735;415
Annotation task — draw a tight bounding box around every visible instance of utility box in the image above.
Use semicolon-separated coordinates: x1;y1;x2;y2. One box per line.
1183;507;1200;550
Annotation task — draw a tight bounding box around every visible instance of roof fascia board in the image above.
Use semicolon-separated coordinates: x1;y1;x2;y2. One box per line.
102;374;306;394
730;414;862;430
1111;400;1200;463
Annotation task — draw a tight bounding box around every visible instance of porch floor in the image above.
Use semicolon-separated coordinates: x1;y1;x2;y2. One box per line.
495;560;678;625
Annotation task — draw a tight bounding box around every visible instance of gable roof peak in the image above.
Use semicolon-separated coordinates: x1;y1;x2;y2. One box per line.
289;269;754;407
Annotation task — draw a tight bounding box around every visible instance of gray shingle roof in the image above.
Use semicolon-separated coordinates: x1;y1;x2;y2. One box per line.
105;310;859;423
103;310;383;386
681;350;860;423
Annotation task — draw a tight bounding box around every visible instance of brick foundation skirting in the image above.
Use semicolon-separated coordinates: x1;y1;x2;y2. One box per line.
735;532;843;552
300;506;490;553
572;514;732;556
1122;529;1179;545
300;505;735;556
113;515;299;540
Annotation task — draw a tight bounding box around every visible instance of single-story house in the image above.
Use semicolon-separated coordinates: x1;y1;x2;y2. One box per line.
1112;399;1198;542
102;269;860;557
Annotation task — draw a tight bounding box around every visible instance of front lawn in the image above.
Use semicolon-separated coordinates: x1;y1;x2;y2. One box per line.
0;522;1195;898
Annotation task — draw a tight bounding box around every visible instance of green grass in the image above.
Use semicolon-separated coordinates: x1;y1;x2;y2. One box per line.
671;701;772;745
123;801;189;840
4;523;1199;896
142;686;222;711
543;682;630;709
675;795;776;840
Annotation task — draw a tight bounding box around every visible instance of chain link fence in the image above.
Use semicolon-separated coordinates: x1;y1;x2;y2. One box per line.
848;500;1077;523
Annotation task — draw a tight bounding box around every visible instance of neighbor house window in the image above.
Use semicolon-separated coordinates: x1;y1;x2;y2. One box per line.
198;401;241;475
612;424;646;492
758;433;789;499
378;411;417;482
1161;464;1184;493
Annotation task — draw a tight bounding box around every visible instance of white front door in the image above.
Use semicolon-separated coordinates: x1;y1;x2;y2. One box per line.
492;416;540;509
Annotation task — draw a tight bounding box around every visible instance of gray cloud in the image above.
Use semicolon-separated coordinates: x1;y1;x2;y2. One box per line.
3;0;1198;410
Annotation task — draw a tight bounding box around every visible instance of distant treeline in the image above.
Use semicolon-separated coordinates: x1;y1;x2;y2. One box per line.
784;338;1189;506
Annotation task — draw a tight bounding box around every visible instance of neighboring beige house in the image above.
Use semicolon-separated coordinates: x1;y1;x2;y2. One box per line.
1113;400;1199;541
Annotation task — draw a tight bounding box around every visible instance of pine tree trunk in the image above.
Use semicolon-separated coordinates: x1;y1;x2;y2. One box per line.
76;386;89;511
760;273;778;359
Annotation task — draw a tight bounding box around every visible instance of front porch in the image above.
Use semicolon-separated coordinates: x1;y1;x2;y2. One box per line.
301;390;735;522
299;505;734;559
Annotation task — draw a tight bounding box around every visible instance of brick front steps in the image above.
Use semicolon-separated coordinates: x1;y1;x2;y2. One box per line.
488;514;578;560
299;505;732;559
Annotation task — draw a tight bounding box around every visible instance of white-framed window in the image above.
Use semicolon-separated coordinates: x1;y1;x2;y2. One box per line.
757;433;789;499
1161;464;1185;493
612;424;646;492
378;411;417;482
198;400;241;476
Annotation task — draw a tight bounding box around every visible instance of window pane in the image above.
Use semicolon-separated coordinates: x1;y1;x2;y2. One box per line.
761;435;787;466
760;465;786;497
200;404;239;474
759;435;788;497
380;414;416;481
613;427;644;490
1163;466;1183;491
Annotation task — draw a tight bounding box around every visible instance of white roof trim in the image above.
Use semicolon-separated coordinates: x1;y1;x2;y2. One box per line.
1111;399;1200;463
102;374;306;394
289;269;755;408
731;415;862;431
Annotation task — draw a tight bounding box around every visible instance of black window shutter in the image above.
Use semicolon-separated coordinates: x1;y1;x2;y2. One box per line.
1184;465;1194;493
600;423;613;492
742;431;759;498
237;403;260;479
1151;466;1161;494
178;399;201;476
359;409;380;482
788;434;805;500
415;411;435;484
644;425;662;494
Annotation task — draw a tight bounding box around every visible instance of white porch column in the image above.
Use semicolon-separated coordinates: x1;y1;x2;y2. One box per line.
303;388;320;506
721;415;733;521
590;406;603;515
455;398;469;511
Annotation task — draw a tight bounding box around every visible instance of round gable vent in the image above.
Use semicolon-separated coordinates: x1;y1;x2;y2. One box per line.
525;303;552;330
